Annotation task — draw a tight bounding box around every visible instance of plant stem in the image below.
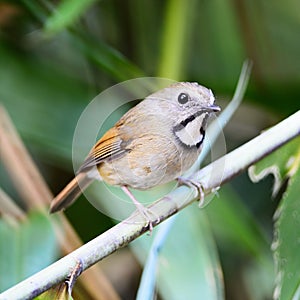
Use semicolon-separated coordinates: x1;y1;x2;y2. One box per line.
158;0;196;79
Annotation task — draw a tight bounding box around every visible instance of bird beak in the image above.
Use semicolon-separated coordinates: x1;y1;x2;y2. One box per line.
205;104;221;113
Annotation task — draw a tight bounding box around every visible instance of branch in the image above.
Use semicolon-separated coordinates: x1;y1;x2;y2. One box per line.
1;110;299;300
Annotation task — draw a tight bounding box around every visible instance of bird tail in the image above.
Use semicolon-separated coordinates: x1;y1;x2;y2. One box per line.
49;172;92;213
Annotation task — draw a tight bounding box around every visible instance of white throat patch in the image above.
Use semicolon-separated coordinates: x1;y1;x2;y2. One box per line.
175;114;206;147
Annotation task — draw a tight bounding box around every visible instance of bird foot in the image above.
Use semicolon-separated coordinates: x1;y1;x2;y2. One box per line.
177;177;205;207
134;201;160;233
65;259;83;296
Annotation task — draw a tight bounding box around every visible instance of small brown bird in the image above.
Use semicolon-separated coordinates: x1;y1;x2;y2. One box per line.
50;82;220;226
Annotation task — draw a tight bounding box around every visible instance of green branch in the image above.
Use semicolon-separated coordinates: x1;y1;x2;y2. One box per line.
1;110;299;300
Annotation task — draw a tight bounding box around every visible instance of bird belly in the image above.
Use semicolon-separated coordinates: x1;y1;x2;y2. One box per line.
98;134;199;189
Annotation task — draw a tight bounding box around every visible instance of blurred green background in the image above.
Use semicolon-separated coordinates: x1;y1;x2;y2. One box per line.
0;0;299;299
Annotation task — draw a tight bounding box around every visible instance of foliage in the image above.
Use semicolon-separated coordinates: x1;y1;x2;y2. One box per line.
0;212;57;292
250;137;300;300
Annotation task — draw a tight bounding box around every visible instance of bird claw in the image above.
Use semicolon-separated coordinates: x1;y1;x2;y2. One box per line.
177;177;205;207
65;259;83;296
134;202;160;233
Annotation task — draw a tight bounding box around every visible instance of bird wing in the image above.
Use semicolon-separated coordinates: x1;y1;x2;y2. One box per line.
77;126;129;173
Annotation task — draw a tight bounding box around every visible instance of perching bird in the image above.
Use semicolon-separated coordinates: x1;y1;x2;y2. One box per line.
50;82;220;228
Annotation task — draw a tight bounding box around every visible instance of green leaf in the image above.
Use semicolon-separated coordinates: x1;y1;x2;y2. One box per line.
158;0;198;79
35;283;72;300
248;136;300;196
273;162;300;300
242;250;275;300
72;34;145;81
44;0;97;35
248;135;300;299
132;206;224;300
22;2;145;82
0;211;58;292
0;44;88;166
206;186;275;299
206;185;269;256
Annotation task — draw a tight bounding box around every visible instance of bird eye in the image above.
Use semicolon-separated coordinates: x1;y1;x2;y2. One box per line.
178;93;189;104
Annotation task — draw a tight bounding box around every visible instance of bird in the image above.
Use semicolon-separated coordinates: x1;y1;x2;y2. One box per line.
50;82;220;229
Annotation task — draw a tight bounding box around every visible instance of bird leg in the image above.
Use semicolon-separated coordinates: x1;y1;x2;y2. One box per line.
121;186;160;232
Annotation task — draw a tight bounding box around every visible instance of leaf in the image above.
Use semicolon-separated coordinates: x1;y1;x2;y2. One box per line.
248;136;300;196
206;185;269;256
132;206;224;300
44;0;97;35
157;0;198;79
273;161;300;300
248;135;300;299
242;250;274;300
36;283;70;300
22;2;145;82
0;45;86;166
206;185;275;299
0;211;58;292
72;34;145;81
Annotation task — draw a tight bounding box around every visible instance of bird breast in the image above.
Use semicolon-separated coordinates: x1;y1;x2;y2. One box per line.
97;130;200;190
